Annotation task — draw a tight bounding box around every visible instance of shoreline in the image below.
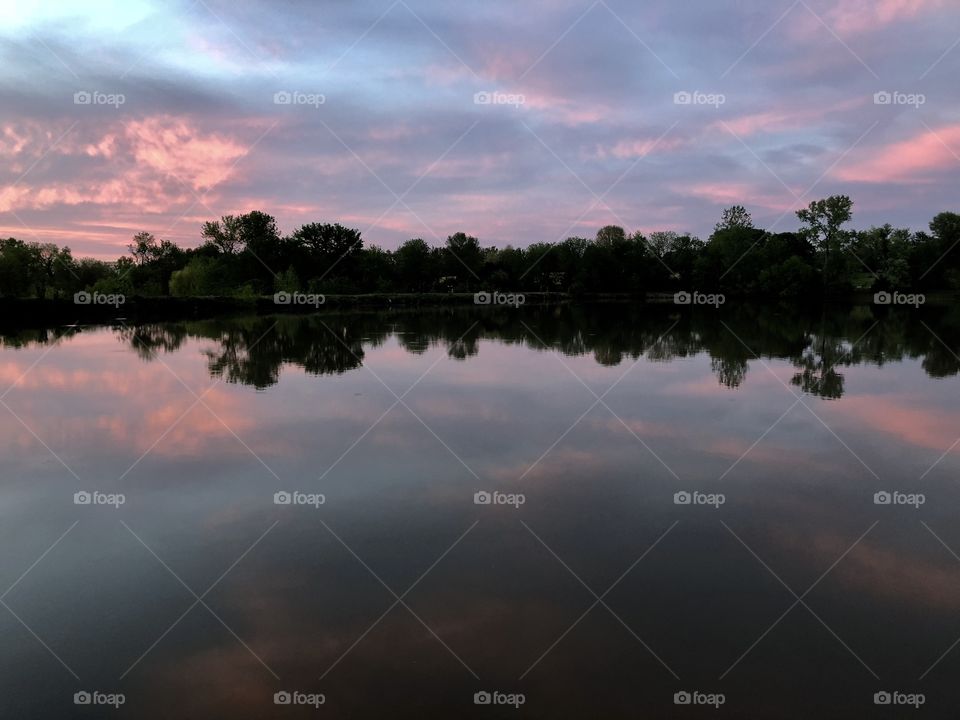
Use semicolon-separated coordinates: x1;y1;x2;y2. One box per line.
1;291;956;330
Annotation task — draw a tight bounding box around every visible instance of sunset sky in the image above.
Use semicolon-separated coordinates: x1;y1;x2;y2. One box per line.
1;0;959;258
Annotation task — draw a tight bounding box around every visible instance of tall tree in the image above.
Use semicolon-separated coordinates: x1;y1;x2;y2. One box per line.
796;195;853;280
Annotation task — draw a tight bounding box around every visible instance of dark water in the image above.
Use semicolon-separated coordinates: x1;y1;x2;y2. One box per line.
1;303;959;718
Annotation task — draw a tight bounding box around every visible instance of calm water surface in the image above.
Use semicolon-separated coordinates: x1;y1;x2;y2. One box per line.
1;303;959;718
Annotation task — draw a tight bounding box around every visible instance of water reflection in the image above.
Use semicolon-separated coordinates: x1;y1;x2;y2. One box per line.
1;303;959;718
19;303;950;395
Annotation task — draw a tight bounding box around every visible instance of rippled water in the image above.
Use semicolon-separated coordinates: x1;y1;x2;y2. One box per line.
1;303;958;718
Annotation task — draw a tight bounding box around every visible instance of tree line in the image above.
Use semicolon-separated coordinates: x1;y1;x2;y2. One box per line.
1;197;958;300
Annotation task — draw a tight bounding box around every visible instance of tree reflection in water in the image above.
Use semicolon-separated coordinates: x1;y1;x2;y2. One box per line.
6;303;958;397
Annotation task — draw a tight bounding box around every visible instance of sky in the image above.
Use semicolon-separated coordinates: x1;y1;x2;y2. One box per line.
1;0;959;259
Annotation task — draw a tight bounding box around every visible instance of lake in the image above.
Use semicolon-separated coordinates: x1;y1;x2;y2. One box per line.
1;302;958;718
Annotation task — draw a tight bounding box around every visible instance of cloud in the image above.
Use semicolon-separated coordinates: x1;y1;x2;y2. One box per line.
836;123;960;184
2;0;960;255
826;0;943;35
125;116;249;190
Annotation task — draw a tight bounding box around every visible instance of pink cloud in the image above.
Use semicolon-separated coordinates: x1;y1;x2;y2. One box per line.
827;0;942;35
716;111;799;137
0;178;190;214
0;116;262;253
125;116;248;191
520;93;610;126
679;181;796;212
477;50;539;82
0;124;36;158
713;97;865;139
836;123;960;184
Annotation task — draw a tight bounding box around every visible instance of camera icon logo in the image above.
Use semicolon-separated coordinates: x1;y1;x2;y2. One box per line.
74;291;92;305
74;691;92;704
74;491;92;505
673;91;692;105
674;691;692;704
874;691;891;705
874;491;892;505
274;491;292;505
873;291;892;305
673;291;691;305
873;91;892;105
273;91;292;105
73;91;92;105
674;491;691;505
474;491;492;505
474;292;491;305
474;691;492;705
273;291;291;305
473;91;491;105
274;691;292;705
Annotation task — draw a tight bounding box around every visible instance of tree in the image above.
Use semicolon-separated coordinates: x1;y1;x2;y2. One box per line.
170;257;220;296
129;232;158;265
930;212;960;245
201;215;244;254
595;225;626;247
853;225;912;289
444;232;482;283
238;211;282;255
358;245;395;291
796;195;853;281
5;199;960;301
396;238;432;291
648;231;679;258
662;234;703;284
291;222;362;258
0;238;37;296
715;205;753;232
34;243;74;298
290;222;363;287
926;212;960;290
